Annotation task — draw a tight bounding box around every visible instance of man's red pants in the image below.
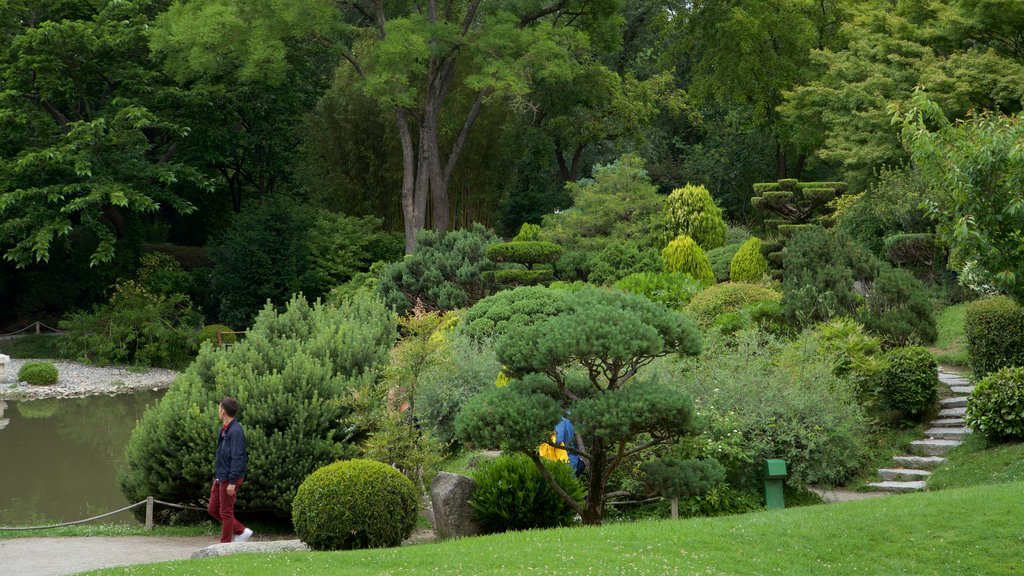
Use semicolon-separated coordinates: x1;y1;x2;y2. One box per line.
208;478;247;543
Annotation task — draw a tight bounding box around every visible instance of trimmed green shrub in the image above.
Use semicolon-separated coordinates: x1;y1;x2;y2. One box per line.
462;285;574;341
751;179;847;234
18;362;59;386
378;224;500;314
879;346;938;421
966;366;1024;441
663;184;728;250
292;459;418;550
614;272;705;310
729;237;769;283
685;283;782;328
118;292;398;522
470;453;585;533
587;243;661;285
641;457;725;500
860;264;937;346
662;235;714;286
706;243;742;283
486;241;562;267
512;223;542;242
197;324;236;347
964;296;1024;378
490;268;554;287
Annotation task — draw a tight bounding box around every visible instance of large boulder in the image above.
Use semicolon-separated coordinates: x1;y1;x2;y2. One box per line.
430;472;483;539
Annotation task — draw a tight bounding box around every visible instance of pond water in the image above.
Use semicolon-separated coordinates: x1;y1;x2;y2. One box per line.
0;391;165;526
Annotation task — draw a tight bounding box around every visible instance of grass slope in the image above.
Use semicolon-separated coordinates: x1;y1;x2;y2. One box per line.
931;304;968;368
87;482;1024;575
929;434;1024;490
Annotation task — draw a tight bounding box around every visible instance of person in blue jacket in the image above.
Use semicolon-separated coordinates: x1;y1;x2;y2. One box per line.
554;416;586;477
208;396;252;543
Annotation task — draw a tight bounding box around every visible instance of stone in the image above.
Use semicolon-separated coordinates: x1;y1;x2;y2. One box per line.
949;386;975;395
877;468;931;482
892;455;945;469
430;472;483;539
938;406;966;417
931;417;965;427
191;540;309;559
924;427;970;440
0;353;9;374
865;480;927;493
939;396;968;409
910;439;961;457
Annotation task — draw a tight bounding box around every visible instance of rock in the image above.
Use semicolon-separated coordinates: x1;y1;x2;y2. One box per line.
191;540;309;559
430;472;483;539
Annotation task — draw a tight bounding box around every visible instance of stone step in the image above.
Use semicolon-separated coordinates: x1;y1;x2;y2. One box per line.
950;386;975;395
865;480;927;493
931;417;965;427
892;455;946;469
878;468;932;482
924;427;971;440
910;439;961;457
940;396;968;409
939;374;970;386
938;406;966;417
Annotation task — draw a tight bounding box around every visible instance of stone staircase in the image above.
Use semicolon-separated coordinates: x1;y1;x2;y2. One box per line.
866;369;972;493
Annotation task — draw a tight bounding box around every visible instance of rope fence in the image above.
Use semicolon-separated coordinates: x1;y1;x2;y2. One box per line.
0;321;66;339
0;497;206;531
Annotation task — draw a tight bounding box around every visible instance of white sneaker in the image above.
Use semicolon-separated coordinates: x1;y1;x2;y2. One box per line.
233;528;253;543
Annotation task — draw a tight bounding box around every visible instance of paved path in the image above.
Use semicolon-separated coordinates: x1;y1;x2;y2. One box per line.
0;536;212;576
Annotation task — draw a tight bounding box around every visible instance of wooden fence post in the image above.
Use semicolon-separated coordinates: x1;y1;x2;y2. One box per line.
145;497;154;530
671;497;679;520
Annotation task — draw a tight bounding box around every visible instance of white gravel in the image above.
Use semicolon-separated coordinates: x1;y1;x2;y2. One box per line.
0;358;178;400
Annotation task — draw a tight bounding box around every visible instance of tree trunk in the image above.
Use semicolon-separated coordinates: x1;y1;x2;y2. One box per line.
396;108;425;254
581;438;606;525
775;141;787;179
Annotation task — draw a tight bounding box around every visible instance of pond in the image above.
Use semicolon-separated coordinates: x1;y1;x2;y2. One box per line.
0;391;165;527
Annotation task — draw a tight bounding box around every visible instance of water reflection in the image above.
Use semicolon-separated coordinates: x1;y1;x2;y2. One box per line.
0;391;165;526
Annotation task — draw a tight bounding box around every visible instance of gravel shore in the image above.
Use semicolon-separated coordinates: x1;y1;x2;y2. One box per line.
0;358;178;400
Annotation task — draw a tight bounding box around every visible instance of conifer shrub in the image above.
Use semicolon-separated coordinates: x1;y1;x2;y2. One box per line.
614;272;704;310
197;324;236;347
966;366;1024;441
706;243;742;283
729;237;769;282
964;296;1024;378
860;264;936;346
292;459;417;550
486;242;562;268
662;235;714;286
118;292;397;522
663;184;728;250
512;222;542;242
461;285;574;341
469;453;584;533
878;346;938;421
587;243;661;285
685;283;782;328
18;362;59;386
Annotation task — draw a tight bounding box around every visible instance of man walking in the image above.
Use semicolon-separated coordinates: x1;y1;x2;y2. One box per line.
208;396;252;543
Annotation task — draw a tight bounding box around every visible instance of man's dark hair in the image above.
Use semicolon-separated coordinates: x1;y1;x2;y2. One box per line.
220;397;240;418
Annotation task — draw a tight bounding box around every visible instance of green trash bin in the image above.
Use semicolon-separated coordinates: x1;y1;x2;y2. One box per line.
765;459;787;510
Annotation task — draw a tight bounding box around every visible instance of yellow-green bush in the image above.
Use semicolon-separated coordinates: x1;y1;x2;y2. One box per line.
292;459;418;550
662;235;714;286
18;362;59;386
686;283;782;327
729;237;769;282
664;184;727;250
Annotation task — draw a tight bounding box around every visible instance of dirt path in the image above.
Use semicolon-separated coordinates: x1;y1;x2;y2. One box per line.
0;536;212;576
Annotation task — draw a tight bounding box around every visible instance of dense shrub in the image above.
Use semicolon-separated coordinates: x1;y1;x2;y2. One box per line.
966;366;1024;441
378;224;499;314
878;346;938;421
778;318;886;402
662;235;714;286
729;237;769;282
470;453;585;533
61;281;201;368
136;252;194;298
587;243;661;285
197;324;236;347
486;241;562;268
512;222;542;242
118;292;397;522
964;296;1024;378
706;243;742;283
860;264;937;346
685;283;782;328
461;285;574;341
292;459;418;550
18;362;59;386
614;272;705;310
663;184;727;250
306;213;403;296
725;224;753;246
833;165;931;256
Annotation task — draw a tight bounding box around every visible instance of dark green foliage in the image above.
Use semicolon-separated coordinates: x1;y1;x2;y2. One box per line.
486;242;562;268
860;264;937;346
834;165;933;257
587;243;661;285
879;347;938;421
136;253;194;298
458;286;703;524
291;459;418;550
490;268;554;287
470;453;585;533
307;214;403;295
706;243;742;283
614;272;705;310
685;283;782;328
118;293;397;522
966;367;1024;441
883;234;937;269
553;250;593;282
17;362;59;386
197;324;236;347
964;296;1024;378
641;458;725;500
61;281;201;368
378;224;499;314
461;286;573;341
751;179;848;234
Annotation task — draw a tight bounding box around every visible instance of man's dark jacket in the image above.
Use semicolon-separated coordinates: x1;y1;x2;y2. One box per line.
215;419;247;483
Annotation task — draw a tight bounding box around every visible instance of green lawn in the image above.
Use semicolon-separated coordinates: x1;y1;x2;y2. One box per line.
85;482;1024;575
930;304;969;368
928;434;1024;490
0;524;217;540
1;334;69;360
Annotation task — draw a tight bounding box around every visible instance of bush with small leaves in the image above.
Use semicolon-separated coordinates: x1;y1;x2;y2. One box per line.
685;283;782;328
641;457;725;500
486;242;562;268
292;459;418;550
964;296;1024;378
470;453;584;533
729;238;769;283
860;264;936;346
662;235;714;286
878;346;937;421
18;362;59;386
587;243;661;285
706;243;742;283
663;184;727;250
614;272;704;310
966;367;1024;441
512;223;542;242
197;324;236;347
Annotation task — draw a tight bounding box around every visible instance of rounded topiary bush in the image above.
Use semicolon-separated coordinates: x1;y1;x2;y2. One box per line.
18;362;59;386
663;184;727;250
662;234;714;286
879;346;938;421
685;282;782;328
197;324;236;347
964;296;1024;378
292;459;418;550
966;366;1024;441
729;237;769;282
470;453;584;533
